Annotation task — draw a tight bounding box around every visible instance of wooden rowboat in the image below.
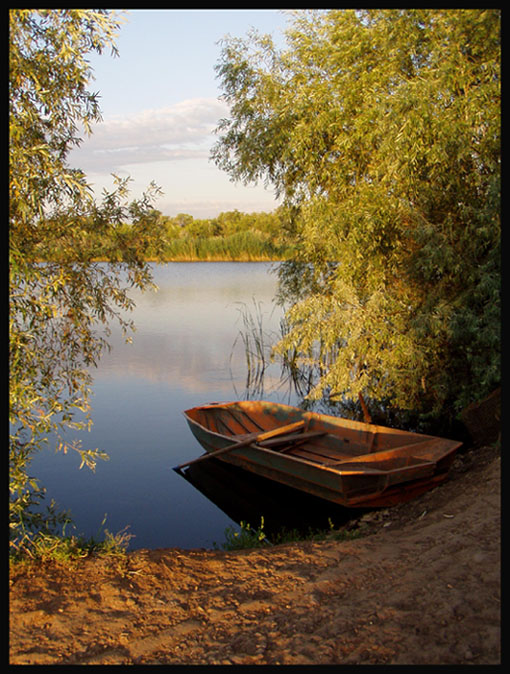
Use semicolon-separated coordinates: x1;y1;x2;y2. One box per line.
181;400;462;508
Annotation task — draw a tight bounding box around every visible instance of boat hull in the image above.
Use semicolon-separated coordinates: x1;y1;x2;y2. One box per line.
183;400;462;508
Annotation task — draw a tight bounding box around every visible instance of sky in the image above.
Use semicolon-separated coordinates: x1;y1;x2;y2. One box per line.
68;9;292;219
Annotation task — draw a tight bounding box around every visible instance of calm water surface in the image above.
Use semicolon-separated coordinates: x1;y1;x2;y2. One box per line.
30;262;306;550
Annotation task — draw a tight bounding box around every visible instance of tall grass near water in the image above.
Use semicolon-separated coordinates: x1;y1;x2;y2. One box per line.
230;299;315;403
163;230;290;261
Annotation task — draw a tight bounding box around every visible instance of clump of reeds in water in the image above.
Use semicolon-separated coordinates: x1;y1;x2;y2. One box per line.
230;300;319;402
229;300;366;418
230;300;271;399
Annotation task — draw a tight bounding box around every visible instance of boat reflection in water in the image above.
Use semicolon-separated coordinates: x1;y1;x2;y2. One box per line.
177;456;368;543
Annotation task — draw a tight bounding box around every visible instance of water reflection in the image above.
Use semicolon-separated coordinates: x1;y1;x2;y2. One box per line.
97;262;286;396
179;457;364;542
29;262;302;550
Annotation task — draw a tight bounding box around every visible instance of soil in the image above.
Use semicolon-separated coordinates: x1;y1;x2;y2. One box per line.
9;442;501;665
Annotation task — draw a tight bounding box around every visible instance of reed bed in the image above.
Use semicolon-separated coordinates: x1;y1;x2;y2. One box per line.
162;230;291;262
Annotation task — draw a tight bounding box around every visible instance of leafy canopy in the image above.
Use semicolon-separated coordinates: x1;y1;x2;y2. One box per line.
213;9;500;425
9;9;166;551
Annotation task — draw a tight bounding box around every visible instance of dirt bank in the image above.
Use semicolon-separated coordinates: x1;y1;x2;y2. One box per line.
9;443;500;665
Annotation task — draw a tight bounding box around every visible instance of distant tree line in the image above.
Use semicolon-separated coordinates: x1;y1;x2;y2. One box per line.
32;207;295;262
145;207;294;261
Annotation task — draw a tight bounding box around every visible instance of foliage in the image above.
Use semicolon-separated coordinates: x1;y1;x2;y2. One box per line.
212;9;501;427
9;9;166;554
9;513;133;566
215;517;270;551
150;207;294;261
52;206;296;263
215;515;365;550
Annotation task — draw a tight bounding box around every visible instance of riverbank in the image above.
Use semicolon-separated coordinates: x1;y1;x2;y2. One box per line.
9;442;500;665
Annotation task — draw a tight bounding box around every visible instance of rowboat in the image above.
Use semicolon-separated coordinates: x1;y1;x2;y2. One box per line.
181;400;462;508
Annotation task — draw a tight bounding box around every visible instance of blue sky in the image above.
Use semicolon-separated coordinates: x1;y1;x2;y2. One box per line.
69;9;292;218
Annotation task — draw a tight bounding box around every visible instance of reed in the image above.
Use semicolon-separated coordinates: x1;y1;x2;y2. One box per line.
230;299;277;399
230;299;319;403
162;230;292;261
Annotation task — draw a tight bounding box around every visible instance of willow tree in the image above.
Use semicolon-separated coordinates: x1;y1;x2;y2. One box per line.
9;9;166;551
213;9;500;427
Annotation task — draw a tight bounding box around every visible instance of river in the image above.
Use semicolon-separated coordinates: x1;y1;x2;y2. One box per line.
29;262;314;550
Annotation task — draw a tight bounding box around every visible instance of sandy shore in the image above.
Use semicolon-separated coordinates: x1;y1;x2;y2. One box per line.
9;442;500;665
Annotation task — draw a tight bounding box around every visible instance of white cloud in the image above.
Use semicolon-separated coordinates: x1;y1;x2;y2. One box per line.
69;97;229;173
67;96;281;217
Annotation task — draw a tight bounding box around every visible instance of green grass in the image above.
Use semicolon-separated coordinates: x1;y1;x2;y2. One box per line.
214;516;367;551
9;514;133;567
161;230;292;261
213;518;271;551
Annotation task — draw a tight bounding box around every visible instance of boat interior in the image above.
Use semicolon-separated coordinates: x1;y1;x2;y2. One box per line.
185;401;445;471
